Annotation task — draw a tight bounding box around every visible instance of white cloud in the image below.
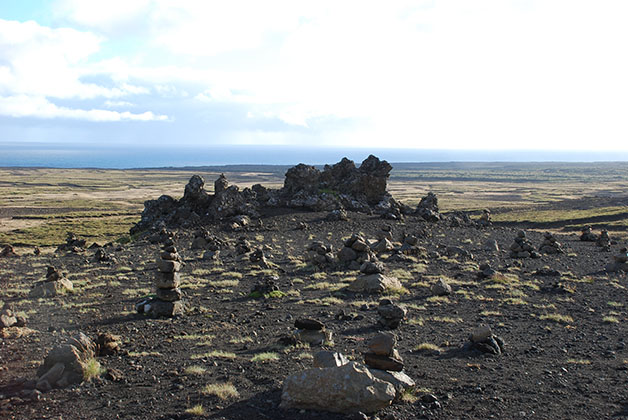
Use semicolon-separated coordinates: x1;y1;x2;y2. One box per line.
0;95;167;121
0;18;167;122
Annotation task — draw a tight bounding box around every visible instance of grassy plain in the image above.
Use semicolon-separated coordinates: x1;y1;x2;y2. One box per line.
1;161;627;246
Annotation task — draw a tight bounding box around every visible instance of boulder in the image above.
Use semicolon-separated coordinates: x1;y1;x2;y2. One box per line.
347;274;402;294
280;362;395;413
368;333;396;356
431;278;452;296
368;369;415;401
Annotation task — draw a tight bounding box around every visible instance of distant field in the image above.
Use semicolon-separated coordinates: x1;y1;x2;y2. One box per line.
1;162;627;246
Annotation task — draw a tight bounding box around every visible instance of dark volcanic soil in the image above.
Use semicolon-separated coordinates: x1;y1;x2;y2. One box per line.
1;210;627;420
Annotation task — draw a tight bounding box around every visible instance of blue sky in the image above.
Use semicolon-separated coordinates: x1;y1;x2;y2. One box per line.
1;1;627;151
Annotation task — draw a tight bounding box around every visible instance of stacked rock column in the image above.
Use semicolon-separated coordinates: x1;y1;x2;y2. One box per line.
153;239;185;317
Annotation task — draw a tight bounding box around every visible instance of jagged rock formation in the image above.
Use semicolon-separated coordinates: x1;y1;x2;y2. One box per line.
131;155;435;234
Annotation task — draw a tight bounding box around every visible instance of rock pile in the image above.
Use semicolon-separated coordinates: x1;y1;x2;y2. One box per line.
398;234;421;255
0;245;18;258
416;192;441;222
235;236;251;255
280;332;415;414
478;209;492;226
56;232;86;253
467;325;505;355
136;239;185;317
249;248;271;268
580;226;597;241
306;241;336;267
538;232;563;254
93;247;116;263
347;261;402;294
372;226;395;253
338;233;377;270
597;230;611;250
509;230;540;258
377;299;407;329
606;247;628;272
29;266;73;298
0;306;26;329
478;262;497;279
36;333;98;391
250;276;281;298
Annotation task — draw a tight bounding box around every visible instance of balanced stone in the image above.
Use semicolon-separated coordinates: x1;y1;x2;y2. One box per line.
157;259;181;273
364;350;404;372
155;272;181;289
368;332;396;356
156;287;183;302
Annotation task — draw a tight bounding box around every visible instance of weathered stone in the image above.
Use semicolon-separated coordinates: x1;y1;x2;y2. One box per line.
0;308;17;328
368;333;396;356
160;252;180;261
338;247;358;262
368;369;415;400
155;272;181;289
431;278;452;296
364;351;404;372
470;325;493;343
156;287;183;302
377;300;407;329
37;362;65;388
280;362;395;413
142;299;185;317
360;261;385;275
352;240;369;252
313;351;349;368
347;274;402;294
29;279;73;298
157;259;181;273
373;239;394;253
37;333;96;387
294;318;325;331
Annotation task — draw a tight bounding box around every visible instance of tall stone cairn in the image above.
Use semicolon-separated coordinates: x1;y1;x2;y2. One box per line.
154;238;185;316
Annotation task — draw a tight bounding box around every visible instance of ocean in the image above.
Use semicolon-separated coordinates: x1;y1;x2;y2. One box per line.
1;143;627;168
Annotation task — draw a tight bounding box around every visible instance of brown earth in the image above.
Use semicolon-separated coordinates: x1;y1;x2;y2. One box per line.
1;209;627;420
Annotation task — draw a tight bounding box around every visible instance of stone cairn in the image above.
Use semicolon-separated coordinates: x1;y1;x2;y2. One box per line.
467;325;505;355
478;209;492;226
580;226;597;242
364;332;404;373
36;333;97;391
347;261;402;294
606;247;628;272
56;232;86;253
478;262;498;279
136;238;185;317
596;230;611;250
377;299;407;329
294;318;332;346
509;230;541;259
372;226;395;253
538;232;563;254
0;245;18;258
337;233;377;270
29;266;73;298
306;241;336;267
0;305;26;329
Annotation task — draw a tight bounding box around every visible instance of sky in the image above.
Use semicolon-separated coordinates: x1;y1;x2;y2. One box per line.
1;0;628;151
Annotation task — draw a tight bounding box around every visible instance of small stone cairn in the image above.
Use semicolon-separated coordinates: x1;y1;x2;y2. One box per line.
36;333;98;391
596;230;611;250
398;234;421;255
306;241;336;267
136;238;185;317
0;244;18;258
0;305;26;329
372;226;395;253
56;232;86;253
338;233;377;270
580;226;598;242
478;209;492;226
347;261;402;294
478;262;497;279
509;230;540;258
467;325;505;355
235;236;251;255
606;247;628;272
29;266;73;298
377;299;407;329
364;332;404;372
538;232;563;254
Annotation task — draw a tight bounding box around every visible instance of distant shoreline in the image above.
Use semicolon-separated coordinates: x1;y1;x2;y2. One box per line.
1;143;627;169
